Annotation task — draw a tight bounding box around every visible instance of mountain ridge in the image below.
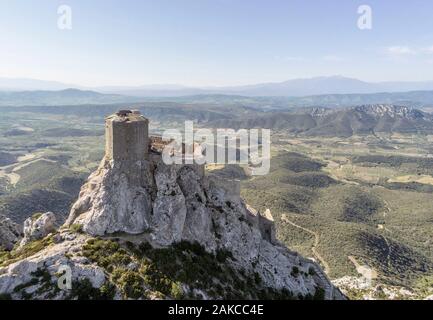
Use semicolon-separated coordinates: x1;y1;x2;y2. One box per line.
209;104;433;137
0;88;140;106
3;76;433;97
3;87;433;108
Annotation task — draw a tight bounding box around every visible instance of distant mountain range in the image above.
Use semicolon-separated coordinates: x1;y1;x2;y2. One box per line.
1;87;433;136
0;78;84;91
0;89;140;106
3;76;433;97
211;76;433;97
3;75;433;108
2;87;433;109
209;104;433;137
287;91;433;108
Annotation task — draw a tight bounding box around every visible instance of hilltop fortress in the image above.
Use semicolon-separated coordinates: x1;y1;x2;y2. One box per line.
66;109;269;240
63;110;342;297
105;109;206;176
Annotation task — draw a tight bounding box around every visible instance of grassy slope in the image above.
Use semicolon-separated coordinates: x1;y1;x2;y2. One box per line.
240;150;433;287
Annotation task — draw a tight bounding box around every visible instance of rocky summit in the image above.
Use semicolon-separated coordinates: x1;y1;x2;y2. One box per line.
0;110;344;300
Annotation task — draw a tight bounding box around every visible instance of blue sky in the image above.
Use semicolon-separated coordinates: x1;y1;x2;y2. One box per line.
1;0;433;86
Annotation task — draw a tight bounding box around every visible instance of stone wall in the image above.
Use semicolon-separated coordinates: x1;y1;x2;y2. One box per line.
105;111;149;162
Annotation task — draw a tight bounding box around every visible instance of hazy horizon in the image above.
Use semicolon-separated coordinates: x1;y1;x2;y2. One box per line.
3;75;433;92
1;0;433;87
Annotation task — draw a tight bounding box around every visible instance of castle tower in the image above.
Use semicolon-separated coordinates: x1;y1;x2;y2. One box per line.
105;110;149;161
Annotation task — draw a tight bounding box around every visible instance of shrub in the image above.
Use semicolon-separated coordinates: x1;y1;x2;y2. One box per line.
254;272;262;285
170;282;184;299
1;236;54;268
70;224;83;234
116;270;144;299
82;238;130;271
0;293;12;300
70;279;98;300
81;239;295;300
99;282;117;299
69;278;115;300
138;242;152;254
32;212;43;221
216;249;233;263
313;287;326;300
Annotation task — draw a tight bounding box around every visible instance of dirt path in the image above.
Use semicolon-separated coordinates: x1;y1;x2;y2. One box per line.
348;255;378;282
0;164;21;187
377;198;394;233
0;153;53;187
281;214;331;274
382;199;391;218
17;153;36;163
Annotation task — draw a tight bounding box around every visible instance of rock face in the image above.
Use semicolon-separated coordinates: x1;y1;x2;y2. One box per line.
63;151;343;299
0;231;107;300
20;212;57;247
0;215;21;250
65;159;154;236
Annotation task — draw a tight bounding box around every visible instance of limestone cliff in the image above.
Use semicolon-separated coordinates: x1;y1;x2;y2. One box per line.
0;154;343;299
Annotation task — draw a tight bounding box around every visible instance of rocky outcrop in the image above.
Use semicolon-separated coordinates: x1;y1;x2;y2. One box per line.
61;153;344;299
0;230;108;300
20;212;57;247
65;159;154;236
150;162;187;246
0;215;21;251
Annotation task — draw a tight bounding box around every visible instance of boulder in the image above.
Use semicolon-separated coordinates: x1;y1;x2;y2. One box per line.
0;215;21;250
20;212;57;247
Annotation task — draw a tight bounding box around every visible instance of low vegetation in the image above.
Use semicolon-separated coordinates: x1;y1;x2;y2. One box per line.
0;234;55;267
241;145;433;291
352;155;433;175
81;238;299;300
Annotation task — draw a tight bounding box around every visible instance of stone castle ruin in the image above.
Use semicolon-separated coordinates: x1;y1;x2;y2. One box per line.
70;110;341;299
105;109;202;172
67;109;276;244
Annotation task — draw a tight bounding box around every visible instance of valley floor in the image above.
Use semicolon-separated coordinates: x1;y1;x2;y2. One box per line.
240;132;433;300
